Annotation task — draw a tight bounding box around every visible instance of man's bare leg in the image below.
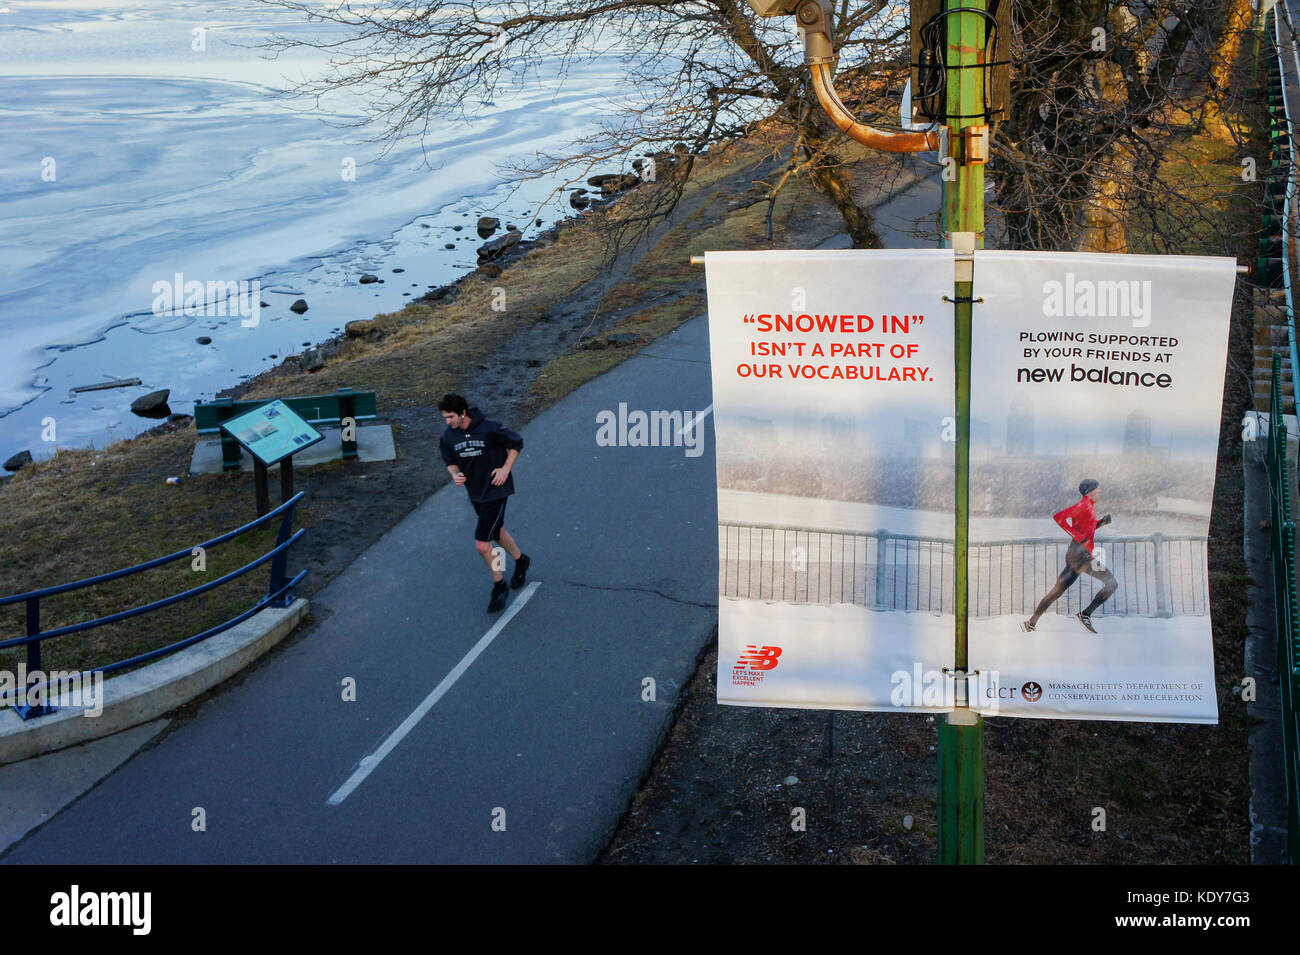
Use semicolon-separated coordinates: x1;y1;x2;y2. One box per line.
475;539;505;583
497;528;523;561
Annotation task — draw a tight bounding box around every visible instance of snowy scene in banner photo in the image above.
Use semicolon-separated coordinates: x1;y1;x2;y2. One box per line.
704;250;957;712
967;251;1237;723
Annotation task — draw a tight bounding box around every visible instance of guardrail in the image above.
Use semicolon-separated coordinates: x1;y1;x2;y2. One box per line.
0;492;307;719
719;521;1208;618
1269;345;1300;864
1273;2;1300;381
1267;1;1300;865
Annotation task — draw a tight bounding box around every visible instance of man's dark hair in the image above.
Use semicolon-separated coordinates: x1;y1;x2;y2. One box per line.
438;393;469;415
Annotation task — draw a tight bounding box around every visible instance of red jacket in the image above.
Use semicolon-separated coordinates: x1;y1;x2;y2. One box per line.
1054;496;1101;554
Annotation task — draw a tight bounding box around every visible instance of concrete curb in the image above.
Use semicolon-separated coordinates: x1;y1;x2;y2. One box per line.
0;599;308;766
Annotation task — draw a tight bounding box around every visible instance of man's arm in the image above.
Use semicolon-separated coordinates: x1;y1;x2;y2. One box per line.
440;433;466;486
1052;501;1087;543
491;448;519;486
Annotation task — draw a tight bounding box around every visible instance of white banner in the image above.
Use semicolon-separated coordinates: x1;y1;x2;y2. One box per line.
705;248;1235;724
705;250;957;712
966;251;1235;723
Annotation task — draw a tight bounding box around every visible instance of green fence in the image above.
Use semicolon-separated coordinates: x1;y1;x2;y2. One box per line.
1268;355;1300;863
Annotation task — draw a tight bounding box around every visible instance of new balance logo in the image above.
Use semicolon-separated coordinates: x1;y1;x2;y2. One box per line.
731;644;781;688
734;645;782;671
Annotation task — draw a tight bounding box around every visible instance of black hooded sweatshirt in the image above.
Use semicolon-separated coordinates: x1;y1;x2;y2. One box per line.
439;407;524;503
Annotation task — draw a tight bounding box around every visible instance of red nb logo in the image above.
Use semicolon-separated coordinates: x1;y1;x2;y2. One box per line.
734;645;782;671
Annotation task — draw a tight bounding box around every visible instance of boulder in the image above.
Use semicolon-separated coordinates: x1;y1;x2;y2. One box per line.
3;449;32;472
196;336;212;345
569;189;590;211
290;299;309;314
477;263;503;278
599;173;639;197
477;216;501;239
477;228;522;261
130;389;171;415
359;273;379;284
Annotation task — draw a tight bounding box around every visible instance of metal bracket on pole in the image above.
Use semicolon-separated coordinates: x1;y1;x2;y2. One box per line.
944;667;980;723
963;124;990;164
952;230;976;283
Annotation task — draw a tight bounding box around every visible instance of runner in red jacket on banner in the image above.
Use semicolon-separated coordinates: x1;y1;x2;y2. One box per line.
1022;479;1118;634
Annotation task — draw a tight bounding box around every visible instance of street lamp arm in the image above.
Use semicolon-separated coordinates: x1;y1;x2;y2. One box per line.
809;61;940;153
753;0;939;153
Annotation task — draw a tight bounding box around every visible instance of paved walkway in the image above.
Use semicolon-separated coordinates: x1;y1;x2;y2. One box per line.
2;317;717;864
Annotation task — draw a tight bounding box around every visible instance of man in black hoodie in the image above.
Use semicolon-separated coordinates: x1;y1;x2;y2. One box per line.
438;393;531;612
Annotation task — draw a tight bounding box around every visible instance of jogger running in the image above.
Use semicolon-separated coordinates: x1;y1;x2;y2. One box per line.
1022;478;1118;634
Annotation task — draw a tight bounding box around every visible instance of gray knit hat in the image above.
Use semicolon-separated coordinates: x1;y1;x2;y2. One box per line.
1079;478;1099;496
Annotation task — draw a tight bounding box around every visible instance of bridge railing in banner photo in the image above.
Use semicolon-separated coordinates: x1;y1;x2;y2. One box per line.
1268;353;1300;862
719;522;1208;618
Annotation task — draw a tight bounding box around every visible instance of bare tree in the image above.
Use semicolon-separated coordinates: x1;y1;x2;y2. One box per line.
256;0;1260;255
255;0;917;249
995;0;1259;254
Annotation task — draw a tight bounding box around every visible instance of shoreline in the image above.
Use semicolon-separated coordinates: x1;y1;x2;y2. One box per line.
0;169;622;472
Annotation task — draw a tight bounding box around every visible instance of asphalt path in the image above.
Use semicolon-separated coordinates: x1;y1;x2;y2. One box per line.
3;317;717;864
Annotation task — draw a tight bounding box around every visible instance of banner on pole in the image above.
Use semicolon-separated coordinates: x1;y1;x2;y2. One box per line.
705;250;957;713
704;249;1235;723
965;251;1235;723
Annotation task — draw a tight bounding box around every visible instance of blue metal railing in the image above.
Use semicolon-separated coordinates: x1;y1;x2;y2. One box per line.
0;492;307;719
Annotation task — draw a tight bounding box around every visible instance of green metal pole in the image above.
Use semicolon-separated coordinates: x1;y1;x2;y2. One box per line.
937;0;986;866
1252;1;1266;89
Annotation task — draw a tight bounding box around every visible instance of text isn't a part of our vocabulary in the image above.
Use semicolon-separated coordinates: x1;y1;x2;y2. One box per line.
736;363;931;381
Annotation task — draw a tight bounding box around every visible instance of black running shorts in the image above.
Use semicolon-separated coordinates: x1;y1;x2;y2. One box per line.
472;497;508;542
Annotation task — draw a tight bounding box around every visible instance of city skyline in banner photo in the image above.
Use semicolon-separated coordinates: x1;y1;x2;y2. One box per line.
703;249;1236;724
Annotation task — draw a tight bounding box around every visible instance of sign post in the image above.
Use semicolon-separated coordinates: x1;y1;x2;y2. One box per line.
938;0;988;867
220;399;326;516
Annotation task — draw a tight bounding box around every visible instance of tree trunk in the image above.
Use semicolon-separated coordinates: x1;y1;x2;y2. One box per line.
800;116;885;248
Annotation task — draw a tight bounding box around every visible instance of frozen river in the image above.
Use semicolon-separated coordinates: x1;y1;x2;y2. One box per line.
0;0;645;460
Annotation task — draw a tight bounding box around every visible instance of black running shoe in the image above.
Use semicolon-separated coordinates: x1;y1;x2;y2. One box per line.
488;579;509;612
1076;612;1097;634
510;553;531;590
